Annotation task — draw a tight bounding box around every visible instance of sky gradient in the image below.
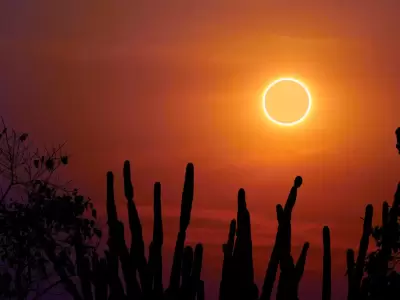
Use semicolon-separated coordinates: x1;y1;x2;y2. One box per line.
1;1;400;299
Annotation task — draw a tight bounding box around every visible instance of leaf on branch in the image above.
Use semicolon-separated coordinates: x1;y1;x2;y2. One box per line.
19;133;28;142
45;158;54;170
75;196;83;204
33;160;39;168
60;156;68;165
93;228;102;238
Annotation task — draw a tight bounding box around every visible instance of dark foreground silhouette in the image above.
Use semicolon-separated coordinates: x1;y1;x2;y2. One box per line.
1;128;400;300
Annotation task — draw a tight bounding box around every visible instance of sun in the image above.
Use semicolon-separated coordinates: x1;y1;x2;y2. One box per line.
262;78;312;126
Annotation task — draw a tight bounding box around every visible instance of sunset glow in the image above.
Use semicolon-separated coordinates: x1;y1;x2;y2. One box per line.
262;78;312;126
2;1;400;299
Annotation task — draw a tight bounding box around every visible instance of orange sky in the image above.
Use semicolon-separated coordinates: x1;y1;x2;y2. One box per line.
1;1;400;299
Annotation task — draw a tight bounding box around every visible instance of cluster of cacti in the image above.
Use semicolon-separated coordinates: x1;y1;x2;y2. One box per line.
3;127;400;299
356;183;400;299
320;128;400;300
72;161;204;300
219;188;257;300
76;165;400;300
219;176;310;300
320;188;400;300
217;166;400;300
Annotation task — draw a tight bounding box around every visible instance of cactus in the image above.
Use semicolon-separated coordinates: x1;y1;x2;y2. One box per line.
219;219;236;300
123;161;150;297
275;177;307;300
346;204;373;300
148;181;164;298
260;176;308;300
91;252;108;300
106;171;140;299
232;188;257;300
322;226;331;300
79;256;94;300
100;161;203;300
259;205;282;300
166;163;196;298
219;188;258;300
181;246;194;297
197;280;205;300
359;183;400;299
219;177;308;300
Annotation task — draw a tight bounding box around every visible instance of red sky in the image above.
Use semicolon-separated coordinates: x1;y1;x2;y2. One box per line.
1;1;400;299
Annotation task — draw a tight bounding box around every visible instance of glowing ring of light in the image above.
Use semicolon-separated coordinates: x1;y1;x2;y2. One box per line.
262;77;312;126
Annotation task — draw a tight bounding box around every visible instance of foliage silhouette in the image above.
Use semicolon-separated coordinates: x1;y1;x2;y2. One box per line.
0;121;100;300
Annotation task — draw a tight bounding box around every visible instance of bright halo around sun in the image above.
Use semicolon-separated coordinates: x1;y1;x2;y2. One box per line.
262;78;312;126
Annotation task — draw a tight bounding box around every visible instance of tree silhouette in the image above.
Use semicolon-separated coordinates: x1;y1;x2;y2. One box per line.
0;121;100;300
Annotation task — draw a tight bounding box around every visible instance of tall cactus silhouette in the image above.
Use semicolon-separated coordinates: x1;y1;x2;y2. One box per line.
346;204;373;300
234;189;258;300
220;176;309;300
322;226;331;300
84;161;204;300
220;219;236;300
167;163;194;292
275;177;309;300
149;181;163;298
259;176;309;300
91;252;108;300
219;188;258;300
164;163;205;300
